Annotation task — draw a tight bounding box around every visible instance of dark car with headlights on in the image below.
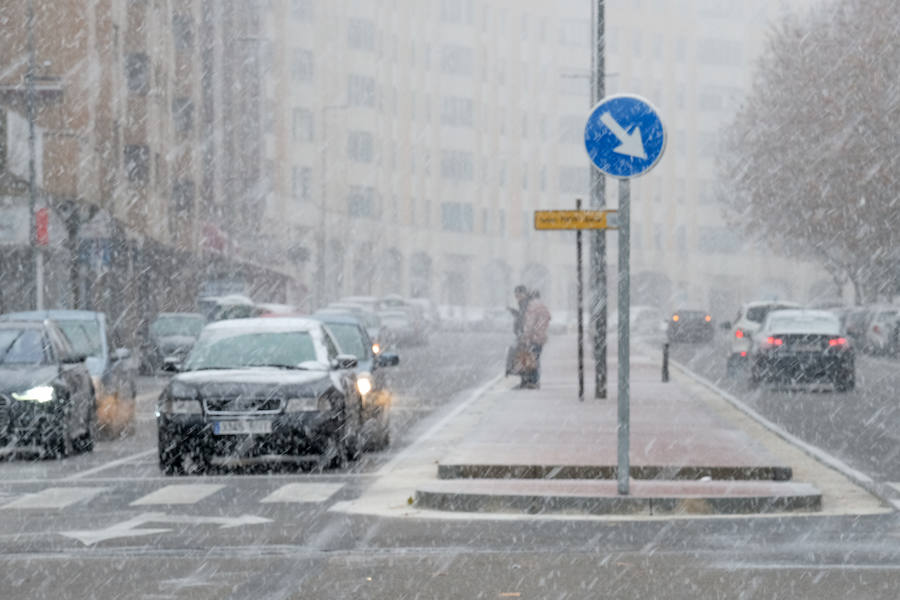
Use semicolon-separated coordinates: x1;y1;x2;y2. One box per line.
667;309;714;343
314;313;399;451
141;312;206;374
749;309;854;391
0;320;96;458
156;318;367;474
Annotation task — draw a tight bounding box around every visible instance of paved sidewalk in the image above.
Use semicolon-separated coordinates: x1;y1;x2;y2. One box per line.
413;334;823;516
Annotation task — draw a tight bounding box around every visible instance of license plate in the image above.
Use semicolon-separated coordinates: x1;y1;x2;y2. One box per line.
794;345;820;352
213;420;272;435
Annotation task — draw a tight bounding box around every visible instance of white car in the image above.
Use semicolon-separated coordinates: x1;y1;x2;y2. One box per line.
726;300;801;375
863;305;900;355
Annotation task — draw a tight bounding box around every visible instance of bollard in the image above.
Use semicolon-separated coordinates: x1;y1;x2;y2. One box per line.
662;342;669;382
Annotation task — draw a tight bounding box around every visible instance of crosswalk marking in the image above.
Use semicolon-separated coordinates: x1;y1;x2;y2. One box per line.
130;484;225;506
260;483;343;504
1;487;107;509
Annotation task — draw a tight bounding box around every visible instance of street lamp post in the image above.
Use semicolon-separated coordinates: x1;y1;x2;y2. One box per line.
25;0;44;310
315;104;349;309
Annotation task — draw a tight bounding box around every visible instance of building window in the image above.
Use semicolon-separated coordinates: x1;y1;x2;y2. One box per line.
291;0;314;21
347;130;374;162
348;186;377;217
172;97;193;134
559;166;589;194
292;108;314;141
440;150;474;181
697;38;743;66
124;144;150;182
172;179;195;213
440;44;474;76
348;74;376;107
125;53;150;95
292;49;314;82
440;96;474;127
292;166;311;201
348;18;376;52
676;225;687;255
441;202;474;232
172;13;193;50
698;226;742;254
558;19;590;47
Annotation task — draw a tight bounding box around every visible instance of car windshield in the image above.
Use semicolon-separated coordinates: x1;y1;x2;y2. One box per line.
55;319;103;357
747;305;795;323
0;328;48;365
150;316;205;338
325;323;368;359
184;331;318;371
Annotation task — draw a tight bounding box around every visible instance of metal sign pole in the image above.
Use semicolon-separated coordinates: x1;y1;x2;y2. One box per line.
576;199;584;402
617;179;630;495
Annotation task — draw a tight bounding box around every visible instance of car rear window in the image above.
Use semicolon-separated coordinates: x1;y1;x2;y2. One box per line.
746;304;794;323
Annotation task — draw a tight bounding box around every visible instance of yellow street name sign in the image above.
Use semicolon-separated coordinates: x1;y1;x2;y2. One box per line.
534;209;617;230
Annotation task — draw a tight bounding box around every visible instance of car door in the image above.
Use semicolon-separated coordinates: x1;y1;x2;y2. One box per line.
46;327;91;437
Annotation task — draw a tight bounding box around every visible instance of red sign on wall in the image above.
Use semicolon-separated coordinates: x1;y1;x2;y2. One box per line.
36;207;49;246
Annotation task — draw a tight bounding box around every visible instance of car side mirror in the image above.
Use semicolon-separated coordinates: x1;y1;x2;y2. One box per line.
376;352;400;368
162;357;182;372
62;353;88;364
332;354;358;370
113;347;131;361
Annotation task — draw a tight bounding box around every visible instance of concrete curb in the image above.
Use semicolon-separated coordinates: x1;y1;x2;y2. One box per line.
670;358;898;511
437;463;792;481
415;479;822;516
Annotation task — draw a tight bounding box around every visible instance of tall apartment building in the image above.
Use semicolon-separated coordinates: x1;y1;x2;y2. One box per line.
604;0;829;318
0;0;289;335
264;0;603;314
264;0;829;319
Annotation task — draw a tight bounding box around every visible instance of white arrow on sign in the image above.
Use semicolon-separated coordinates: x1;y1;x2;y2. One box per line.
61;512;272;546
599;112;647;159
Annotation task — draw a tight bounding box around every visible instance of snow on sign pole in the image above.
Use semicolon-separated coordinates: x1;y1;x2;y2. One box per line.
584;94;666;496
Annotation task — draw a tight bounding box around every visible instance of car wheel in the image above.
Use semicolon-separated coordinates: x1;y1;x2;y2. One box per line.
74;401;97;454
835;371;855;393
748;364;761;389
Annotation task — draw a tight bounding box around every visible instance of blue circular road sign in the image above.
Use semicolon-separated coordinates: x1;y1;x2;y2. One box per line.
584;94;666;179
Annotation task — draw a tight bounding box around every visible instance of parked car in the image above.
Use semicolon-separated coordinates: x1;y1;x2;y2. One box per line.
141;312;206;374
842;306;872;350
377;309;418;346
0;320;97;457
0;310;137;437
314;313;399;451
156;317;369;474
316;306;385;351
749;309;854;391
725;300;802;375
407;297;441;332
667;309;714;343
863;305;900;356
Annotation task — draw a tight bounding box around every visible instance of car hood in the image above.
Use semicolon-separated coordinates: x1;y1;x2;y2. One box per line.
173;368;335;398
0;365;58;393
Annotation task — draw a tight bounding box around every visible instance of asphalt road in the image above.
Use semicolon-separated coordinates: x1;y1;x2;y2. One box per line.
1;330;899;599
668;331;900;483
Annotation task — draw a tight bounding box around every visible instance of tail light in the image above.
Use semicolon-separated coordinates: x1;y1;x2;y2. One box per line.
704;315;712;322
828;337;847;347
735;329;744;339
873;325;881;334
762;336;784;348
672;314;680;322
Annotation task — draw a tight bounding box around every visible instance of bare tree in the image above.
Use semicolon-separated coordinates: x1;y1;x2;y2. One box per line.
720;0;900;304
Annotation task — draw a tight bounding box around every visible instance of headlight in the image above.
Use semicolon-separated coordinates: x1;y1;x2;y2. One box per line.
356;375;373;397
12;385;55;403
371;343;381;355
285;395;332;413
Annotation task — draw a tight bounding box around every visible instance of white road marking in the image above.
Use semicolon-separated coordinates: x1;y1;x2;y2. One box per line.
61;512;271;546
130;484;225;506
260;483;343;504
1;487;107;510
64;449;156;480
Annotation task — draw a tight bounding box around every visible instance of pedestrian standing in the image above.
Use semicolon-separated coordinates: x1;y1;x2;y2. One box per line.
521;290;551;389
